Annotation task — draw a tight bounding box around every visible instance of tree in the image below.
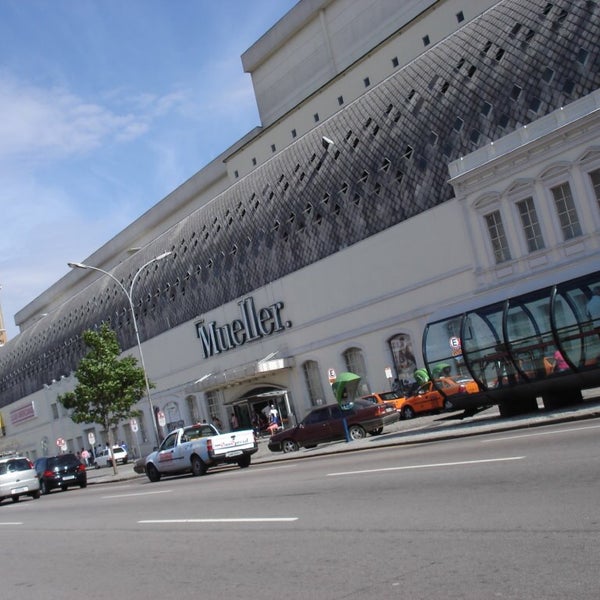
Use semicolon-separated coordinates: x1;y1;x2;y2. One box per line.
58;323;149;474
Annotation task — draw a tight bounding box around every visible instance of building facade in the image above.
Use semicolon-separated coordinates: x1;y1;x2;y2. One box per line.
0;0;599;458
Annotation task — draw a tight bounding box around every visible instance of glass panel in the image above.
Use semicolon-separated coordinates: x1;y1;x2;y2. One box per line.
505;290;556;381
556;274;600;370
463;304;517;390
423;318;470;380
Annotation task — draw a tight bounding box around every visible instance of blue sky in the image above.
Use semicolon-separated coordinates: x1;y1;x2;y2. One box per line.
0;0;297;340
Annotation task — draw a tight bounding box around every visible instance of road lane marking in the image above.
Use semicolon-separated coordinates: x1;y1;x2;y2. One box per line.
0;522;23;526
481;423;600;443
138;517;298;524
327;456;525;476
102;490;173;499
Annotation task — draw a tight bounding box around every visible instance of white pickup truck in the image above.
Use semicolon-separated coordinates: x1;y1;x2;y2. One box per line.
144;423;257;482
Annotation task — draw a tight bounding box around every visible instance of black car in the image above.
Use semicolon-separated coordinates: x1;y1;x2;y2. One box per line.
34;453;87;494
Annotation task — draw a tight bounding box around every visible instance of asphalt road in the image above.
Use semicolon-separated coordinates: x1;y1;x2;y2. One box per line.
1;416;598;599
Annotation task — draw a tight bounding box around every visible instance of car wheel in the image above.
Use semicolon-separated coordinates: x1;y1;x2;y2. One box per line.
237;454;251;469
80;482;87;489
443;399;454;411
31;490;41;500
190;455;208;477
11;495;20;503
370;427;383;436
349;425;366;440
146;463;162;482
61;486;67;492
282;439;299;453
41;480;51;495
401;406;415;419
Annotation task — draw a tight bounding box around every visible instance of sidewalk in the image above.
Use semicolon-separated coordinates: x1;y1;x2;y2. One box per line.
86;395;600;485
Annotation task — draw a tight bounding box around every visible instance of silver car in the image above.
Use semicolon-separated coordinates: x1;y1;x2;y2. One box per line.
94;446;129;468
0;456;41;504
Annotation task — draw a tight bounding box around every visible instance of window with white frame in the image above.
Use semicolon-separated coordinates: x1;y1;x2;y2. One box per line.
342;347;370;395
551;182;582;240
302;360;326;406
485;210;511;263
516;197;545;252
205;390;220;423
589;168;600;210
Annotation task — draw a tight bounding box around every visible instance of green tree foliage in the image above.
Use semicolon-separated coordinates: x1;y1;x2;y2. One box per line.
58;323;149;468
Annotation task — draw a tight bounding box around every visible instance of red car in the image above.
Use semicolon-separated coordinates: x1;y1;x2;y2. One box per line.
268;399;399;453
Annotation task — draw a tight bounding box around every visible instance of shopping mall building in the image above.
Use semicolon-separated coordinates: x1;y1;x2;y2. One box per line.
1;0;599;459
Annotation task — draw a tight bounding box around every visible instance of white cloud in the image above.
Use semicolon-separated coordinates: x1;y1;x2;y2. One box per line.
0;74;185;163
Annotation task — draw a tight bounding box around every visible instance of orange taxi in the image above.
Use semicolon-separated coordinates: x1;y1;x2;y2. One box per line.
361;391;406;411
396;376;480;419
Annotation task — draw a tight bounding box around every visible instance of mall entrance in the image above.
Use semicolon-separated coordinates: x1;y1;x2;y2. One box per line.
228;386;295;435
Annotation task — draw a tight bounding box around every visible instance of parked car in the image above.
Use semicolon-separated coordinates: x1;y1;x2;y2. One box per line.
0;455;41;504
397;376;480;419
34;454;87;494
268;399;399;453
95;446;128;468
362;391;406;411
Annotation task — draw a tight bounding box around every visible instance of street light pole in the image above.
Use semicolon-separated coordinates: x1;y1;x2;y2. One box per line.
68;251;171;448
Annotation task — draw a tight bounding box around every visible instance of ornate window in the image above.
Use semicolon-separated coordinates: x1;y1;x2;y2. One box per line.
551;182;581;240
485;210;511;263
342;347;370;396
302;360;326;406
516;197;545;252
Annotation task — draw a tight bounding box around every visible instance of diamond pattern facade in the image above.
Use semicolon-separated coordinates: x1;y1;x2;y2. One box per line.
1;0;599;406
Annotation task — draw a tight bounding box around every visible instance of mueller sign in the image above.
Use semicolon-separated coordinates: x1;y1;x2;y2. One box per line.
195;297;290;358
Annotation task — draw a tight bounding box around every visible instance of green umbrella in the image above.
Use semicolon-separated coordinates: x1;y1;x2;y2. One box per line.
331;372;362;406
413;368;430;385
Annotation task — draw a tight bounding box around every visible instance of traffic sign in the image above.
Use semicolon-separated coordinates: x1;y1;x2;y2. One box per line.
130;418;139;433
56;437;65;448
87;432;96;445
328;368;337;383
157;411;166;427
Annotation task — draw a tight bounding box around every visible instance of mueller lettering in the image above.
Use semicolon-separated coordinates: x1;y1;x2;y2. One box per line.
195;297;289;358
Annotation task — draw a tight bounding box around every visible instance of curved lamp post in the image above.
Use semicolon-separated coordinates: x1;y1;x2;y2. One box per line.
68;251;172;448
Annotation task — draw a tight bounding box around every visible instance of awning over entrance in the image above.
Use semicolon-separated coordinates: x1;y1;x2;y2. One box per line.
184;356;294;394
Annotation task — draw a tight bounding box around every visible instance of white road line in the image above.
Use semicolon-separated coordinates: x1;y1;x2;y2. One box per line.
102;490;173;499
0;522;23;526
138;517;298;524
481;423;600;443
327;456;525;477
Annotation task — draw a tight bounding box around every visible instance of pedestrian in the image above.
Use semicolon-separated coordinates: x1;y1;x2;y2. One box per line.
81;448;90;466
212;415;223;430
230;411;238;431
553;349;569;372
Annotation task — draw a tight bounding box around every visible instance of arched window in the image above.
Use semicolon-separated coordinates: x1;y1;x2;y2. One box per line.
342;347;370;396
302;360;326;406
388;333;417;381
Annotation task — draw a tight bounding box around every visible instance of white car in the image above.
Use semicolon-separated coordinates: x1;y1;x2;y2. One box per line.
95;446;129;468
0;455;41;503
